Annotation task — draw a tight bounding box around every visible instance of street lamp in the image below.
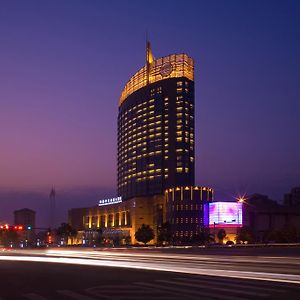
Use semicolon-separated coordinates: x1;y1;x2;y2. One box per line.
238;197;245;203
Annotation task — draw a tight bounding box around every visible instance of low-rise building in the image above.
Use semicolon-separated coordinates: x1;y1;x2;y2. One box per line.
284;187;300;206
205;193;300;244
68;186;213;245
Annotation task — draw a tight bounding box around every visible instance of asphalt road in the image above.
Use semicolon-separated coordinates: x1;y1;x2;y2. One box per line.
0;247;299;300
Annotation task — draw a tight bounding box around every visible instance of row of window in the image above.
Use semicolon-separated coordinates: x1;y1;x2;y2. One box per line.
173;217;203;224
85;212;131;229
171;204;201;211
175;231;197;237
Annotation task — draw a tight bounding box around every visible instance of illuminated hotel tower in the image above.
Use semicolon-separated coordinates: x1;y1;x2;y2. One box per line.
118;42;195;200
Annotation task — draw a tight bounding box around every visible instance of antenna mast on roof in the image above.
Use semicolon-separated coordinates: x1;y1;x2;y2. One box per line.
146;32;154;85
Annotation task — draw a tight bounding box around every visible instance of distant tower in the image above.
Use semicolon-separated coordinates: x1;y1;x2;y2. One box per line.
49;187;56;228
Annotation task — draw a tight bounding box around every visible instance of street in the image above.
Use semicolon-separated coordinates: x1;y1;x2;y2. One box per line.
0;247;299;299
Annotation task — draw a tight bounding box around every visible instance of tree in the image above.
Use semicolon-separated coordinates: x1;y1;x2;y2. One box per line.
95;229;104;246
124;235;131;245
217;229;226;244
0;230;19;247
157;222;172;245
281;223;298;243
55;223;77;245
198;227;215;245
264;229;283;243
237;226;254;244
112;234;121;247
135;224;154;245
264;223;299;243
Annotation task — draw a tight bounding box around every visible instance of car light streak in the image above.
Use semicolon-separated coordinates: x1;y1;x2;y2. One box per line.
0;255;300;285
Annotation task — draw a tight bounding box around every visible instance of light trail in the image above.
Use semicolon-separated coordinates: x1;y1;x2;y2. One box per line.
0;253;300;285
9;248;300;266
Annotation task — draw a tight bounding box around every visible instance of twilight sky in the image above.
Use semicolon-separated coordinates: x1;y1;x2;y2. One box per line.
0;0;299;227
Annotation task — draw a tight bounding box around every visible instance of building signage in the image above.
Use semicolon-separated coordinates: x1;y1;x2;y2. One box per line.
98;196;122;206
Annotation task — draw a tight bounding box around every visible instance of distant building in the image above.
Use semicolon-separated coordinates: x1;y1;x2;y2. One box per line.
243;193;300;242
13;208;36;245
14;208;35;229
284;187;300;206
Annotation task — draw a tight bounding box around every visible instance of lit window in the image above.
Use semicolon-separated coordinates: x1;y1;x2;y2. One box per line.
176;167;183;173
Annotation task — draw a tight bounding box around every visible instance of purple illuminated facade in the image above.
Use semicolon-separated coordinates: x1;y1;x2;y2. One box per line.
205;202;243;228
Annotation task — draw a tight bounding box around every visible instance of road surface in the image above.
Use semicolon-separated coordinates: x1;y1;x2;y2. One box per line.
0;247;299;299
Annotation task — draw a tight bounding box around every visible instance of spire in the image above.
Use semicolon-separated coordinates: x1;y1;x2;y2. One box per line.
49;186;56;198
49;186;56;228
146;39;154;65
146;33;154;85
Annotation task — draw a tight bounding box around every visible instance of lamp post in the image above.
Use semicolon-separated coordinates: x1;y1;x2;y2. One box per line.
238;197;245;203
213;222;216;242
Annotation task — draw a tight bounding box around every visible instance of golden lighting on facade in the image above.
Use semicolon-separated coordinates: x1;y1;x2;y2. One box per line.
120;53;194;105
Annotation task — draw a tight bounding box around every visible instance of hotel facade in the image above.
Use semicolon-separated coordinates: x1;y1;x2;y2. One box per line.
69;43;213;244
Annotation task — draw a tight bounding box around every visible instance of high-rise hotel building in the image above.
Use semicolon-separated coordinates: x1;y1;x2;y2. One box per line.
118;42;195;200
69;43;213;244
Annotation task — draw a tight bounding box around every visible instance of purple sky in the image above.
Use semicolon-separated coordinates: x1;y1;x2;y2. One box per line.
0;1;299;227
